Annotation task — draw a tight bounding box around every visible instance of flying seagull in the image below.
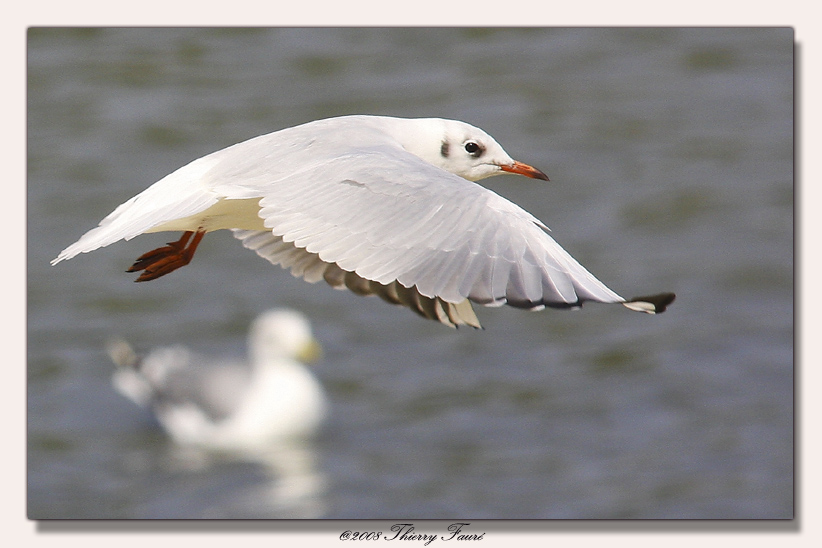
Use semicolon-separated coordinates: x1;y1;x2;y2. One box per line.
53;115;674;328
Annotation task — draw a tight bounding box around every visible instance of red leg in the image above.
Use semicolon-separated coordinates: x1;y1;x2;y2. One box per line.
127;231;194;272
127;230;206;282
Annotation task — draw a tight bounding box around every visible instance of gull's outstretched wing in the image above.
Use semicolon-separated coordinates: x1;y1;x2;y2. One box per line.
231;147;636;327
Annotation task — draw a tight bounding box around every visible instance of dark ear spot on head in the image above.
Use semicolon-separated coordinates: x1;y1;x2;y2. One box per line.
440;140;450;158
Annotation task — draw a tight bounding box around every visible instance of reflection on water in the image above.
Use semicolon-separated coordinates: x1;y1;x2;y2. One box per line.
28;28;793;519
148;442;327;519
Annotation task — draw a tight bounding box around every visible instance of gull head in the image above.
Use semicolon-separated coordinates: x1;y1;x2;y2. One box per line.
396;118;549;182
248;309;322;365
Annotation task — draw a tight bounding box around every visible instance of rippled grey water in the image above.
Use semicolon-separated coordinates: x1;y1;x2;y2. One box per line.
27;27;793;519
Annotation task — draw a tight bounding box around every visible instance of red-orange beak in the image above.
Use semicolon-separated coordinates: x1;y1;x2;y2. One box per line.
500;161;549;181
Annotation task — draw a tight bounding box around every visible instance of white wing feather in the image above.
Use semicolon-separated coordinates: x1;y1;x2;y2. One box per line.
51;156;222;264
224;146;625;312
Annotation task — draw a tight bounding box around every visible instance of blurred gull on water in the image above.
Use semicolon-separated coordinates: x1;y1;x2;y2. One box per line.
107;308;326;453
107;308;329;517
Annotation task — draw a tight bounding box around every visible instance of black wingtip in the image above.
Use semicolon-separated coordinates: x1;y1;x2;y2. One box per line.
629;292;676;314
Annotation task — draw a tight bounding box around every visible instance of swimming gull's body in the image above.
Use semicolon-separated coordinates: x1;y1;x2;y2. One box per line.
108;309;326;452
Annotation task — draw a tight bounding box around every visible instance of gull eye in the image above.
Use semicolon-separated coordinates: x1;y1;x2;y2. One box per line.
464;141;483;157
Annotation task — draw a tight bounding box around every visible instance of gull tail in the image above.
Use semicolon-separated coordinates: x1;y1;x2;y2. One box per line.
107;338;155;408
107;337;140;369
621;292;676;314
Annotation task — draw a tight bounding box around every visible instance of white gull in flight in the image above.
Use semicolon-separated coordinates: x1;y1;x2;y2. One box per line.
54;115;674;328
